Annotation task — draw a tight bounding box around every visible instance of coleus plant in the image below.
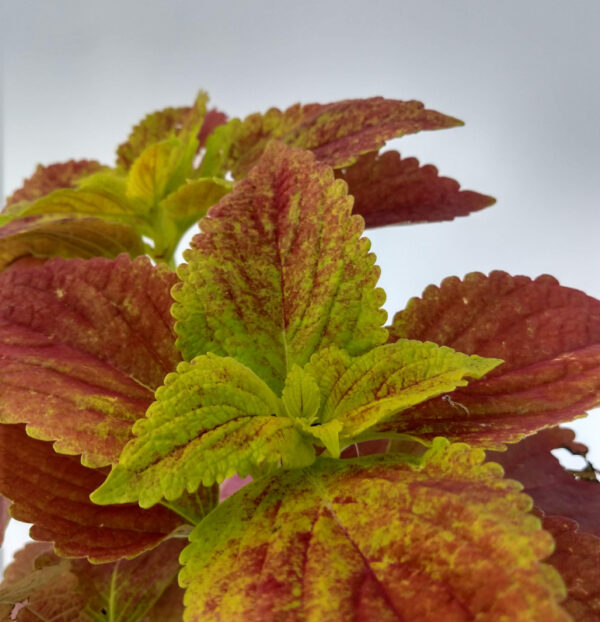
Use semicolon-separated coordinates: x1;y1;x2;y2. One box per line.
0;91;598;622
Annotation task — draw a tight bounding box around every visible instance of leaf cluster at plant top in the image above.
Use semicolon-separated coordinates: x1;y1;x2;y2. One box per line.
0;89;599;622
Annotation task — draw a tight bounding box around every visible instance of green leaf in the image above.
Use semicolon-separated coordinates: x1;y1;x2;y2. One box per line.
125;93;208;208
306;341;501;442
91;354;317;508
174;142;387;393
0;213;145;270
116;91;210;170
200;96;463;179
280;364;321;422
180;439;568;621
160;176;232;230
16;187;147;230
126;138;191;206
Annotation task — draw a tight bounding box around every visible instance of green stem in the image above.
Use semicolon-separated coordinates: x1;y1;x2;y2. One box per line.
160;499;201;525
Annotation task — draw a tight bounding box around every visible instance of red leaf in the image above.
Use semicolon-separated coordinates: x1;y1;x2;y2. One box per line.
335;150;495;227
181;442;569;621
490;427;600;537
382;272;600;445
0;494;9;547
219;97;462;178
0;424;183;562
197;108;228;148
0;254;180;466
542;515;600;622
5;160;105;207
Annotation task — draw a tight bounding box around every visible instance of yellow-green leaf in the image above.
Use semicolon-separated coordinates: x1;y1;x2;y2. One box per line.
160;177;232;229
306;341;502;442
173;142;387;394
180;439;568;622
91;354;317;508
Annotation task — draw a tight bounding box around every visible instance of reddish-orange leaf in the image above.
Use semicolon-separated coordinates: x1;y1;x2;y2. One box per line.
490;427;600;537
206;97;462;179
0;424;185;562
117;106;192;170
0;494;9;546
335;150;495;227
381;272;600;446
0;254;180;466
5;160;105;207
542;515;600;622
0;214;145;271
181;440;568;621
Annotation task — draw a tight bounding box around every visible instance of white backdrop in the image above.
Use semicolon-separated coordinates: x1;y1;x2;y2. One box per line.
2;0;599;564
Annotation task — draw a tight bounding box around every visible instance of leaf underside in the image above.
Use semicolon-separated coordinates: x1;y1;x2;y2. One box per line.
0;539;186;622
380;271;600;446
541;514;600;622
181;439;568;622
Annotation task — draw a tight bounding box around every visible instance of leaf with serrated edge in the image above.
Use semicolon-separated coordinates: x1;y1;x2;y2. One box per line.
201;97;462;179
116;91;212;170
335;150;495;227
542;514;600;622
380;271;600;446
0;214;145;270
306;341;501;444
92;354;317;508
174;142;387;394
125;91;208;208
0;424;196;562
5;160;106;207
490;427;600;537
0;254;180;467
180;439;568;622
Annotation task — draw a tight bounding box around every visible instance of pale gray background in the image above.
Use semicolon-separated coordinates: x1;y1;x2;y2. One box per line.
1;0;599;564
